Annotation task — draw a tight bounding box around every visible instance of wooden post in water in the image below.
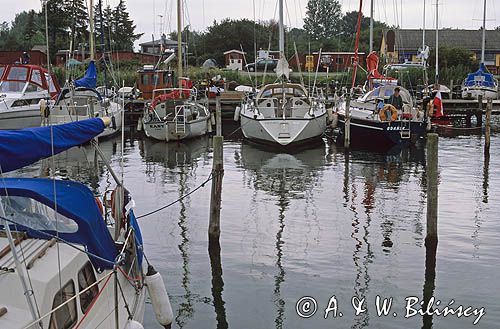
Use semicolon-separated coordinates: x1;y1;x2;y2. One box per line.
449;80;454;99
485;98;492;157
426;133;438;243
209;99;224;246
216;96;222;136
344;94;351;149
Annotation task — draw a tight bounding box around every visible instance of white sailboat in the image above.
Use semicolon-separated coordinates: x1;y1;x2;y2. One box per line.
142;0;210;142
461;0;498;99
45;0;123;138
238;0;327;146
0;118;173;329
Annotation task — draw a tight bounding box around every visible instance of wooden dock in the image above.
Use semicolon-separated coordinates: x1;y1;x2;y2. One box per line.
208;91;245;118
442;99;500;115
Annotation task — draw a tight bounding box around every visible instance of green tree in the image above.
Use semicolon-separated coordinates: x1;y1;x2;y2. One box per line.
23;10;37;48
65;0;89;48
112;0;142;51
304;0;342;40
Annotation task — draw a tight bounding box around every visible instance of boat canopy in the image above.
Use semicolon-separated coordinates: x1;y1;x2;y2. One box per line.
463;63;497;88
257;83;309;99
74;60;98;89
0;118;105;173
0;64;60;97
0;178;118;270
360;85;413;106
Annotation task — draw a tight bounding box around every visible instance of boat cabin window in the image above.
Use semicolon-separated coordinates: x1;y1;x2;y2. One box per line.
31;69;43;87
0;66;5;79
45;73;57;93
142;74;149;86
0;81;26;93
7;66;29;81
78;261;99;313
49;280;78;329
0;196;79;233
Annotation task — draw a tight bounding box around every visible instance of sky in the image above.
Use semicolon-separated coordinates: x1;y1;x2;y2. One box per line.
2;0;499;48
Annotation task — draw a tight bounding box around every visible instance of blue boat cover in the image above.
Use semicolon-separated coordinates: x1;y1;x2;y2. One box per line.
0;178;116;270
0;118;105;173
74;60;98;89
464;63;496;88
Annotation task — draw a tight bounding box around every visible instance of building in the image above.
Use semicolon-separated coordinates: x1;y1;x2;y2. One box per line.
0;49;47;66
380;29;500;73
54;50;160;66
310;52;366;72
139;37;186;55
223;50;247;70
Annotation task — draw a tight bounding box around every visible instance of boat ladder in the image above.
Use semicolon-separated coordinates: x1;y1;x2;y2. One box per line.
175;105;186;134
400;116;411;139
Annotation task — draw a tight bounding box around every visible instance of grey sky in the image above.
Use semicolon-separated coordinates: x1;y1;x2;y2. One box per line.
2;0;499;48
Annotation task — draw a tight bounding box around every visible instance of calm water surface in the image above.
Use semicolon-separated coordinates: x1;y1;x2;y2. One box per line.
12;124;499;329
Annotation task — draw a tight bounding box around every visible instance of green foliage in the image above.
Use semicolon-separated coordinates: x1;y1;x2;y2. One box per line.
304;0;342;40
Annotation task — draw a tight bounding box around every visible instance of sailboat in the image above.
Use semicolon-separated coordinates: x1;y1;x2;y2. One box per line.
336;0;427;150
0;119;173;329
462;0;498;100
45;0;123;138
0;64;60;130
238;0;327;147
142;0;210;142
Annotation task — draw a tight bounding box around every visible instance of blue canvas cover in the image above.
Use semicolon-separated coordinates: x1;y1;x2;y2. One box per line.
74;60;98;89
464;63;496;88
0;178;116;270
0;118;105;173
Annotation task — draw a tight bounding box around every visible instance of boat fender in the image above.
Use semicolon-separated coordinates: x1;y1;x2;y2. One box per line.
379;104;398;121
145;265;173;328
111;116;117;130
137;116;143;131
234;106;241;122
124;319;145;329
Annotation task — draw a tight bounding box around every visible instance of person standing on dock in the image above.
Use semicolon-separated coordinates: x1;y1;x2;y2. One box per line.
389;87;403;111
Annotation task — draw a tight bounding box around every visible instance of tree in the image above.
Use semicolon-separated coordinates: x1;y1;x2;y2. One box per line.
304;0;342;40
23;10;37;48
112;0;142;51
65;0;89;48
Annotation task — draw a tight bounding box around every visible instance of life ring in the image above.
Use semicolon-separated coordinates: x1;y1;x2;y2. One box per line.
379;104;398;121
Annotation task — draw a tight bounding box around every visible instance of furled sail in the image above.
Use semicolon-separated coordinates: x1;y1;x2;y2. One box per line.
0;118;106;173
74;60;98;89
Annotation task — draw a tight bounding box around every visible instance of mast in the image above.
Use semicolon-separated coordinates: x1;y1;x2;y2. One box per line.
369;0;374;53
279;0;284;56
99;0;107;95
481;0;486;63
422;0;425;54
177;0;183;86
42;1;51;82
352;0;364;89
435;0;439;83
89;0;95;61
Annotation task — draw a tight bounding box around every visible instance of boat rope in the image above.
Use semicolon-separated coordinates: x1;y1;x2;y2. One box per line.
116;272;133;319
21;270;115;329
0;216;117;268
135;173;213;219
73;272;114;329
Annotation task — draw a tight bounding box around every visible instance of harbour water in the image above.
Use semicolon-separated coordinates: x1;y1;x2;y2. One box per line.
11;125;499;329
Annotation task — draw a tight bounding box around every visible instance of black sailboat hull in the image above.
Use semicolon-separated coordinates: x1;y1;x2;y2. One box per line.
336;114;427;150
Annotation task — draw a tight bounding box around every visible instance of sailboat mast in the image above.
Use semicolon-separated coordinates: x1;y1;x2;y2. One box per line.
89;0;95;61
422;0;425;52
435;0;439;83
279;0;284;55
369;0;373;53
177;0;183;86
352;0;363;89
481;0;486;63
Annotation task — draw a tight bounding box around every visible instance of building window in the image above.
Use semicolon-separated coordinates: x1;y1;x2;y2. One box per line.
335;57;344;65
153;74;160;86
351;57;356;65
142;74;149;86
49;280;77;329
78;262;99;314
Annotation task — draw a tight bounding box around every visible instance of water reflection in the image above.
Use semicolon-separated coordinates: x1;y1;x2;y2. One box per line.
237;142;326;329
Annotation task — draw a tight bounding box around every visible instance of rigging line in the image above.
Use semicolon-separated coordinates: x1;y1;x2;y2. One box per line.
0;216;117;268
116;273;133;318
135;173;213;219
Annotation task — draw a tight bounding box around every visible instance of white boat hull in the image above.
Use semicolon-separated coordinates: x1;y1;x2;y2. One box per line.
143;118;209;141
0;106;41;130
240;113;327;146
462;86;498;100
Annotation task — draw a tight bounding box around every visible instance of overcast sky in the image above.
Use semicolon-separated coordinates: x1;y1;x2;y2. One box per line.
2;0;499;47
